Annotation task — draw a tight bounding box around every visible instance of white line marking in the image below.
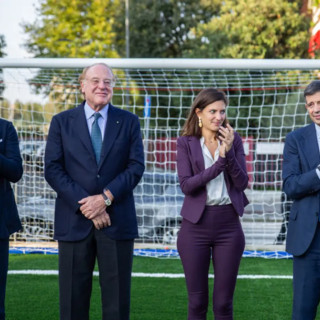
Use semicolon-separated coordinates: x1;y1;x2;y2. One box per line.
8;270;293;279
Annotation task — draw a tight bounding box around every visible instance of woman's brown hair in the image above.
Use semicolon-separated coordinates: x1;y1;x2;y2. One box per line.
181;88;229;137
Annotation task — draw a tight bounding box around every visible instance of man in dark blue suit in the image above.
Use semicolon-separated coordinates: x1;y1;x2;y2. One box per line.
283;80;320;320
0;119;23;320
45;63;144;320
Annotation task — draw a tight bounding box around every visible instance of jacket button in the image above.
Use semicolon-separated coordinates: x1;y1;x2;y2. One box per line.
97;174;100;178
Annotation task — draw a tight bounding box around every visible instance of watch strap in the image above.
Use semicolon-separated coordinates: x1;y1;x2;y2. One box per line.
101;192;111;206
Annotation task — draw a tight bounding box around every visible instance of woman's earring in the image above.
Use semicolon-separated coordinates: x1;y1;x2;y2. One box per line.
198;118;203;128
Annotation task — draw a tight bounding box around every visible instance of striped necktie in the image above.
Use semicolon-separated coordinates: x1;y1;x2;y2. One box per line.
91;112;102;164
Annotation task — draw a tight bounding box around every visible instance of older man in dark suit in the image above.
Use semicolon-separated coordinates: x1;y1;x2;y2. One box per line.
283;80;320;319
0;118;23;320
45;63;144;320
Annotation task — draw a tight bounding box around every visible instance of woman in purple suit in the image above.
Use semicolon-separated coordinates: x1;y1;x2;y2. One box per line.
177;88;249;320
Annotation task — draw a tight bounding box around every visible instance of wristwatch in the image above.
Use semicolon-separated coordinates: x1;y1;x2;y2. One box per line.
101;192;112;207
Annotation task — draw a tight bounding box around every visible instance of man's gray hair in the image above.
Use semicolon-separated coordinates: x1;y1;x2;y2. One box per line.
78;63;115;84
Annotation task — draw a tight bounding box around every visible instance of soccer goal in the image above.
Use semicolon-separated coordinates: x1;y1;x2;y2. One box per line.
1;58;318;257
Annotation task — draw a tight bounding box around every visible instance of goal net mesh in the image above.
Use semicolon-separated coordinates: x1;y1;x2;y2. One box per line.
0;61;314;257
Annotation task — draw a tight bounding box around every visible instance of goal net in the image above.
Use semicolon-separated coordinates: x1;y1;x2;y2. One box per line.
0;58;316;257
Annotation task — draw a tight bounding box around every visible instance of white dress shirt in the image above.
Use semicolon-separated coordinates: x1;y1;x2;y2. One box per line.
315;123;320;179
200;137;231;206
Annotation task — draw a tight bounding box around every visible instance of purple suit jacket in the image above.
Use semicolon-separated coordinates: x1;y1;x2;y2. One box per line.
176;133;249;224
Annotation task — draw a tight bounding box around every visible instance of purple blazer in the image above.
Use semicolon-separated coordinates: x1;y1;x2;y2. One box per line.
176;133;249;224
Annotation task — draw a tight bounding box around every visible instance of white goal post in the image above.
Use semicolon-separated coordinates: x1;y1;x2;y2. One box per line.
0;58;318;256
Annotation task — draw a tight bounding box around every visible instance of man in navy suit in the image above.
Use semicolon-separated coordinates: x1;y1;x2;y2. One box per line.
45;63;144;320
283;80;320;320
0;119;23;320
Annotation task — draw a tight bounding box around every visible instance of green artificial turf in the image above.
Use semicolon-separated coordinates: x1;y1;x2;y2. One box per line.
4;254;315;320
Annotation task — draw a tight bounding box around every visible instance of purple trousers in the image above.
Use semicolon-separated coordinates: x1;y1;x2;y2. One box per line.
177;204;245;320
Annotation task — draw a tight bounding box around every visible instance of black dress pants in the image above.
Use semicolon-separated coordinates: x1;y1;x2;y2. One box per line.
0;239;9;320
292;223;320;320
58;228;134;320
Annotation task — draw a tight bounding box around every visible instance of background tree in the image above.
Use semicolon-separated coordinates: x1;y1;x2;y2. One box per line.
120;0;221;58
183;0;310;59
22;0;221;113
0;99;10;119
180;0;311;138
0;35;5;57
0;35;7;98
22;0;124;108
13;101;45;124
113;0;222;129
22;0;122;58
21;0;313;133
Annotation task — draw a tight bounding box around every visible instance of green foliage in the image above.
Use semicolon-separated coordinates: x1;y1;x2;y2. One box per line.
312;0;320;7
20;0;312;60
0;35;6;58
184;0;310;59
21;0;221;59
225;71;309;139
21;0;124;108
22;0;122;58
0;34;6;97
13;101;45;123
0;99;10;118
126;0;221;58
19;0;313;128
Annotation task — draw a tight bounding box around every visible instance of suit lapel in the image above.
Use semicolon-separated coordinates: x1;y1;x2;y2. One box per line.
72;103;96;160
301;123;320;169
188;136;205;172
99;105;122;168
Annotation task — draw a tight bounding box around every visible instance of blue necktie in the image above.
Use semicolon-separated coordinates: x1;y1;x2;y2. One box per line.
91;113;102;164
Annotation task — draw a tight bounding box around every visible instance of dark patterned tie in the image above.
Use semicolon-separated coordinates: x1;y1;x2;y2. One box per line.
91;112;102;164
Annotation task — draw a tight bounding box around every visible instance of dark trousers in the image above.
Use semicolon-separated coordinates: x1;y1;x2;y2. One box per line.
177;205;245;320
58;228;134;320
292;223;320;320
0;239;9;320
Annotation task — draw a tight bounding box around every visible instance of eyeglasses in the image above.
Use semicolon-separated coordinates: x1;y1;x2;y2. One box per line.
85;78;116;88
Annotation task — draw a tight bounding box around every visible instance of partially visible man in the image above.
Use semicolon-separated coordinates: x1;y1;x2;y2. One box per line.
283;80;320;320
45;63;144;320
0;118;23;320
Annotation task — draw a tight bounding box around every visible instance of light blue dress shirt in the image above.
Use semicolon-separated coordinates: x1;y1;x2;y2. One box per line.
84;102;109;141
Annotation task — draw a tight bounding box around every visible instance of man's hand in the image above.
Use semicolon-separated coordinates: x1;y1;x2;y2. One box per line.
92;212;111;230
78;194;106;219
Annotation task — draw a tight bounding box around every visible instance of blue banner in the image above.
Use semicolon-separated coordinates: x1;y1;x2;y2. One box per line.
144;95;151;118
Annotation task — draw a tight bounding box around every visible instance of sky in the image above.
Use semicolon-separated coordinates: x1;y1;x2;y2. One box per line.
0;0;37;58
0;0;40;103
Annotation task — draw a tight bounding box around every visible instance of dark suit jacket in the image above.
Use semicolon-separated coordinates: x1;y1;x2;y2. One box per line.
283;123;320;256
44;102;145;242
0;119;23;239
176;133;249;224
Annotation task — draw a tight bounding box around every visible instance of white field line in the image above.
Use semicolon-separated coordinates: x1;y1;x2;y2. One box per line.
8;270;293;279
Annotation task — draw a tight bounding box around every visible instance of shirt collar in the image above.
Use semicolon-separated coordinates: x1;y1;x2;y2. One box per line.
200;136;205;147
200;136;220;147
315;122;320;140
84;102;109;120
